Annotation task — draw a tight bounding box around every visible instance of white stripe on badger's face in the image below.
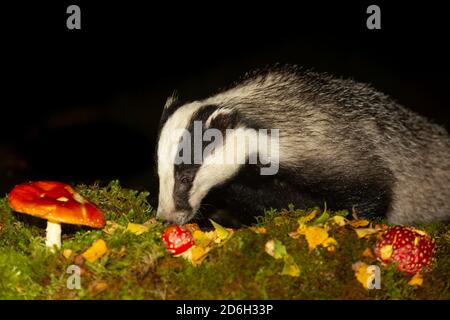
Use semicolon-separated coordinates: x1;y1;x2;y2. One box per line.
157;101;203;218
188;127;280;214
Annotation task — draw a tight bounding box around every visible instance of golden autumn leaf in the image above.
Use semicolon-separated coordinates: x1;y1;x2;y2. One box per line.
322;237;338;252
62;249;73;260
355;228;379;239
298;210;319;225
281;255;301;277
210;219;233;243
126;223;149;235
330;215;348;227
353;262;371;289
178;221;234;266
379;244;393;260
349;219;370;228
190;246;209;266
408;273;424;286
304;226;330;251
250;226;267;234
82;239;108;263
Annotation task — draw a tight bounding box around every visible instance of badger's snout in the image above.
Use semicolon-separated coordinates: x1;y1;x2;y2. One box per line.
156;208;193;225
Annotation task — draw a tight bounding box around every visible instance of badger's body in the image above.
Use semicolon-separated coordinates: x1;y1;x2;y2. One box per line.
156;67;450;225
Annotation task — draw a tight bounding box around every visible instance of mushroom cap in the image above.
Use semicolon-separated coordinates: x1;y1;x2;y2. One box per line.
375;226;436;274
8;181;106;228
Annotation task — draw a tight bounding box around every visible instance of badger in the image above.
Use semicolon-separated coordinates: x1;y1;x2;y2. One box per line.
156;66;450;226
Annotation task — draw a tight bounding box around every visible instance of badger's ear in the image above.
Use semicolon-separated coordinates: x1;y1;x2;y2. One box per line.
164;91;179;109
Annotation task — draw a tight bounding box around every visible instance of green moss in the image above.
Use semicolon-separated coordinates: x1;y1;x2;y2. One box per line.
0;180;449;299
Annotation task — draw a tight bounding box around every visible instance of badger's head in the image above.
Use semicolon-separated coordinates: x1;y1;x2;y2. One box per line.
156;94;280;224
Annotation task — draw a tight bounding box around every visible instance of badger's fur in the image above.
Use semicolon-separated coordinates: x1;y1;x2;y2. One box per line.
156;67;450;225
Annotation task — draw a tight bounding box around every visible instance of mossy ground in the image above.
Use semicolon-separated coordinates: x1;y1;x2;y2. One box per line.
0;181;449;300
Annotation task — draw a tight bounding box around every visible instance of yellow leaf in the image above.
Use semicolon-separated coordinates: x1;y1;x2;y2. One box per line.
265;239;288;259
322;237;337;248
190;246;209;266
380;244;393;260
126;223;149;235
192;230;214;247
298;210;318;225
349;219;370;228
250;226;267;234
353;262;371;290
355;228;379;238
62;249;73;259
331;215;348;227
209;219;232;243
408;273;424;286
281;255;300;277
304;226;330;251
82;239;108;263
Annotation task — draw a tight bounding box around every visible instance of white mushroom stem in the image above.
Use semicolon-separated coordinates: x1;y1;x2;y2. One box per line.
45;221;62;250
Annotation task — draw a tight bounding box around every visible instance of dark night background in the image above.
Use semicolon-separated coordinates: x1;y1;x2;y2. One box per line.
2;2;449;207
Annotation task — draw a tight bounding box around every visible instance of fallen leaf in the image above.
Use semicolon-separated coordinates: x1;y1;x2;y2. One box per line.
62;249;73;260
250;226;267;234
190;246;208;266
322;237;338;252
281;255;300;277
331;215;348;227
210;219;232;243
379;244;393;260
355;228;379;239
265;239;288;259
349;219;370;228
82;239;108;263
298;210;319;225
304;226;330;251
408;273;424;286
126;223;149;235
178;221;234;266
353;262;371;289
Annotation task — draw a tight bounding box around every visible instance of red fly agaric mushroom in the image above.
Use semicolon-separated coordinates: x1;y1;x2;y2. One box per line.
375;226;436;274
162;225;194;255
8;181;106;249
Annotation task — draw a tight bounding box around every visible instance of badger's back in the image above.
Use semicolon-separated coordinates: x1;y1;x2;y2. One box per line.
200;69;450;224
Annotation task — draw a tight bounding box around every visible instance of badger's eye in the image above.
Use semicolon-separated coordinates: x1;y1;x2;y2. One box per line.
180;176;191;185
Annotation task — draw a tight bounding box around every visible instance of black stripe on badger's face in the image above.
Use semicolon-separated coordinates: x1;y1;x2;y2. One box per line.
158;103;242;224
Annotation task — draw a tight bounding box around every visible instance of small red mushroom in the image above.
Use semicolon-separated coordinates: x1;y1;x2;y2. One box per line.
8;181;106;250
162;225;194;255
375;226;436;274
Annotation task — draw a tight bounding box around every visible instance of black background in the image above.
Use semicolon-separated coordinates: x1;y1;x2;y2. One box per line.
2;1;449;203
